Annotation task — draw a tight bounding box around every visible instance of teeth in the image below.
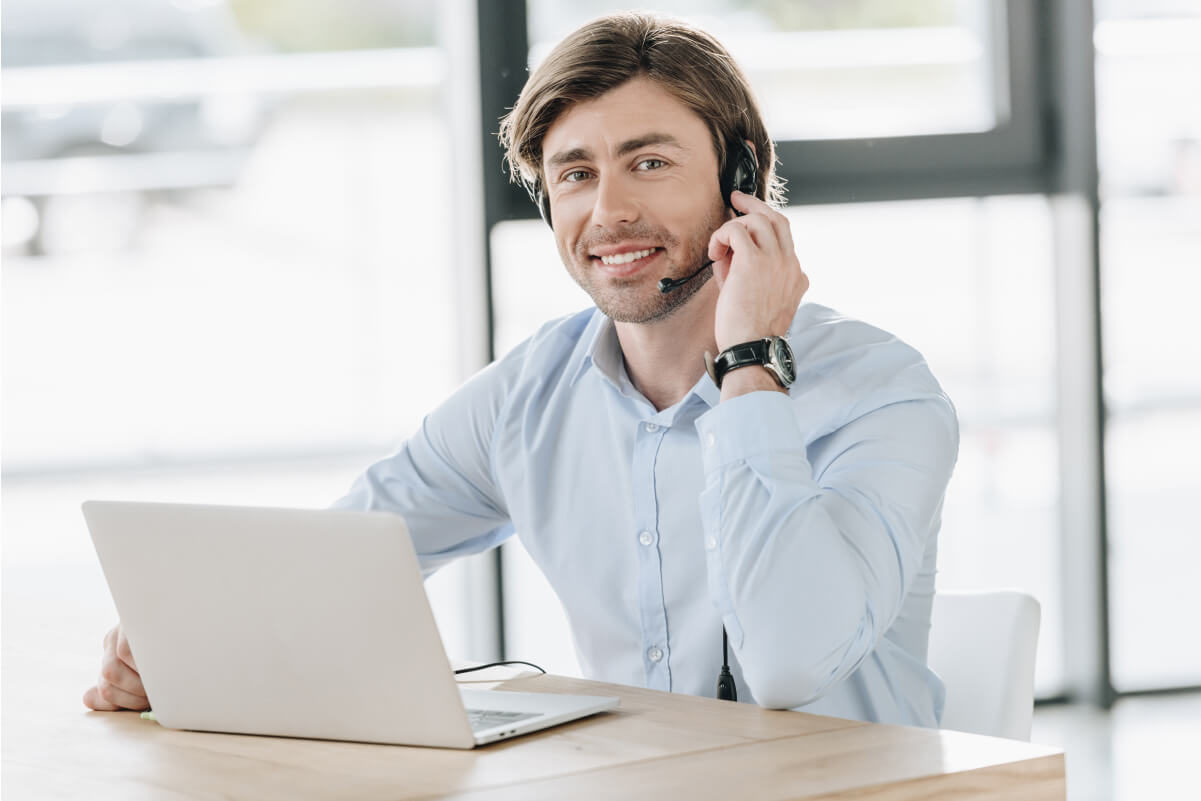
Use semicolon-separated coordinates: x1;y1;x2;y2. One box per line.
599;248;655;265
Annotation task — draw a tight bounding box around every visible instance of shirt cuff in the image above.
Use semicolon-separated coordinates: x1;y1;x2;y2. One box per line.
694;390;804;473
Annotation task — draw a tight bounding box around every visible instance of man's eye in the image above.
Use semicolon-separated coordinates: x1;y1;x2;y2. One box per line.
563;170;591;182
636;158;666;171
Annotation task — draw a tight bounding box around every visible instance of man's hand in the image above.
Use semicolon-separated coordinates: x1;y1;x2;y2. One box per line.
83;624;150;711
708;190;809;352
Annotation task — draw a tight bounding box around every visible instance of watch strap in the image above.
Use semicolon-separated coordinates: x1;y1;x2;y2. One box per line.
711;339;770;389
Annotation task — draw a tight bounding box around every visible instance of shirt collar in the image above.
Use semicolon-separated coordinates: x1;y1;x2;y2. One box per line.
569;309;622;388
692;364;721;408
570;309;723;411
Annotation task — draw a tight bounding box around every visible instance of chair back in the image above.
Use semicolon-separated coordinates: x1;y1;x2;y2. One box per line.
928;590;1041;740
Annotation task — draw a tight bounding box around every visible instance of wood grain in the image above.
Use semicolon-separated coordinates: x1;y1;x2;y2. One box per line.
3;643;1064;800
423;714;1065;801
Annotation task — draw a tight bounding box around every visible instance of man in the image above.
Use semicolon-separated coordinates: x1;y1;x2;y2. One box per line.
85;12;958;727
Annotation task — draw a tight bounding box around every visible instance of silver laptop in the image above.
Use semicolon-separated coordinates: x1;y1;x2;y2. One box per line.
82;500;618;748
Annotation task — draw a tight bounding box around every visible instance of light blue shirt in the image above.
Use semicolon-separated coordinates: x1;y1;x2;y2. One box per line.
335;302;958;727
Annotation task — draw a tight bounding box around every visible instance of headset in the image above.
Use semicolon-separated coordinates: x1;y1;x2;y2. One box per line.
530;138;757;296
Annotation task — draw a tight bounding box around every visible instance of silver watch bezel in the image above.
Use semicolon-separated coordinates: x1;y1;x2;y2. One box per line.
764;335;796;388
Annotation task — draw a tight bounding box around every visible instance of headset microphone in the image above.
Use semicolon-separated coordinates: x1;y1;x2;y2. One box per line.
657;259;714;293
656;140;758;296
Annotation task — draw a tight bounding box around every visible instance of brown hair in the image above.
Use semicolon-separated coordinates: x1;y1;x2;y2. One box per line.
498;12;784;208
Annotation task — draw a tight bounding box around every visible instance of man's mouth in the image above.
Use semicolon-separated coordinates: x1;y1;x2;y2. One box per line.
598;247;657;265
589;246;663;276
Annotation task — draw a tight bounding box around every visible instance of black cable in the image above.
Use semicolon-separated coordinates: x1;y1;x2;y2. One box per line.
717;627;738;701
453;660;547;676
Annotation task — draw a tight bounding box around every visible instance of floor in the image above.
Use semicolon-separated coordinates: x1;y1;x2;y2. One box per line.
1031;692;1201;800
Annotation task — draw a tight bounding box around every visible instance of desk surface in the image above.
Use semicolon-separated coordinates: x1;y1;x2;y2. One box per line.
2;486;1064;800
4;649;1064;801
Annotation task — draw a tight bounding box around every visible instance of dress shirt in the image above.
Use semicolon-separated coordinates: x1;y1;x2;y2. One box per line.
334;302;959;727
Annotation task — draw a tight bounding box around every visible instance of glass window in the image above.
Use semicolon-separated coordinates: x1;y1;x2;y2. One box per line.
527;0;1002;140
1;0;476;659
2;1;456;469
1095;4;1201;690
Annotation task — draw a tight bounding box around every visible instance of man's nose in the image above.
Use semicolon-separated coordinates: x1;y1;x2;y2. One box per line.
590;174;639;227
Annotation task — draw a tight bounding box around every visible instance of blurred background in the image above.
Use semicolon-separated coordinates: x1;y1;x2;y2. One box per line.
2;2;1198;798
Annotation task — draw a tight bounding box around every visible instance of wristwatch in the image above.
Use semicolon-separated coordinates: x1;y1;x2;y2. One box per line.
705;336;797;389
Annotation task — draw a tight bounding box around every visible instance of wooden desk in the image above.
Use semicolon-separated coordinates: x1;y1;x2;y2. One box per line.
4;647;1064;801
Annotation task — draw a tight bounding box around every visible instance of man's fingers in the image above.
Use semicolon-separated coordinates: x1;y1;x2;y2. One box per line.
728;189;769;215
95;679;150;711
710;214;779;267
115;631;138;672
101;654;147;697
729;190;793;248
83;685;121;711
86;623;148;712
85;623;148;712
709;220;756;266
730;213;779;251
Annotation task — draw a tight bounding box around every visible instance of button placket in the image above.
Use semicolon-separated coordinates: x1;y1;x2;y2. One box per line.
633;416;671;690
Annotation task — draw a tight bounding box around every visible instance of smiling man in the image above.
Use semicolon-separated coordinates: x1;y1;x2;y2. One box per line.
85;12;958;728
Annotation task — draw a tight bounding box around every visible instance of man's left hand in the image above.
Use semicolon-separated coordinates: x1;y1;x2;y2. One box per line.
708;190;809;352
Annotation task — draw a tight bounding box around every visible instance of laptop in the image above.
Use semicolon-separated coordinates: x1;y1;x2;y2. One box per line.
82;500;618;748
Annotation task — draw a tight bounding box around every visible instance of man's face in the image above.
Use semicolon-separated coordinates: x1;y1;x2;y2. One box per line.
540;76;728;323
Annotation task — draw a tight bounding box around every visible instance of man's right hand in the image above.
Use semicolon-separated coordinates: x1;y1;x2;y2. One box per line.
83;624;150;711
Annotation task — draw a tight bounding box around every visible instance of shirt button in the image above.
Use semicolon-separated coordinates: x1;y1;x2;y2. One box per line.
647;646;663;663
645;422;660;433
705;432;716;448
705;536;717;551
638;530;654;546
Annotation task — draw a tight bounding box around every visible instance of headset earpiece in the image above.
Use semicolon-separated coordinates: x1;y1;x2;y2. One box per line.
719;139;759;209
529;182;553;229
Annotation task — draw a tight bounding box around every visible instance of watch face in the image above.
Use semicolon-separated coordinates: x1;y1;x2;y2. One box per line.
772;337;797;384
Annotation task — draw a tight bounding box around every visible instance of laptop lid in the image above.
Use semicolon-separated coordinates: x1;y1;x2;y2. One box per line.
83;501;478;748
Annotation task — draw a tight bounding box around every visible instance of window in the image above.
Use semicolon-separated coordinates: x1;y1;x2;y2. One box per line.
1095;6;1201;691
529;0;1003;140
1;0;480;660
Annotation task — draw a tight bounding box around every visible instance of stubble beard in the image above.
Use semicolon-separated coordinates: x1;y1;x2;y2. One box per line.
565;199;728;325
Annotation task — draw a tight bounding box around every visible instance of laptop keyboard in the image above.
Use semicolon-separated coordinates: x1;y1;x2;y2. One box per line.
466;708;540;732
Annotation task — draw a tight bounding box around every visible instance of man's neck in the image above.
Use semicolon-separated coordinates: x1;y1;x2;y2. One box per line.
614;282;718;412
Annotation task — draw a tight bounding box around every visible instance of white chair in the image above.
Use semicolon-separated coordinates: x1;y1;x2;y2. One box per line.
927;590;1041;741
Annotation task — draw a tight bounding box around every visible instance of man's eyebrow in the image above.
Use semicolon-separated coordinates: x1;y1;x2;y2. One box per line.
545;133;685;169
615;132;683;156
546;147;592;168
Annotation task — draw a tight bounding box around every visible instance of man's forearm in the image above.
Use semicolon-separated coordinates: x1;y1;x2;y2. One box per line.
695;392;957;709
